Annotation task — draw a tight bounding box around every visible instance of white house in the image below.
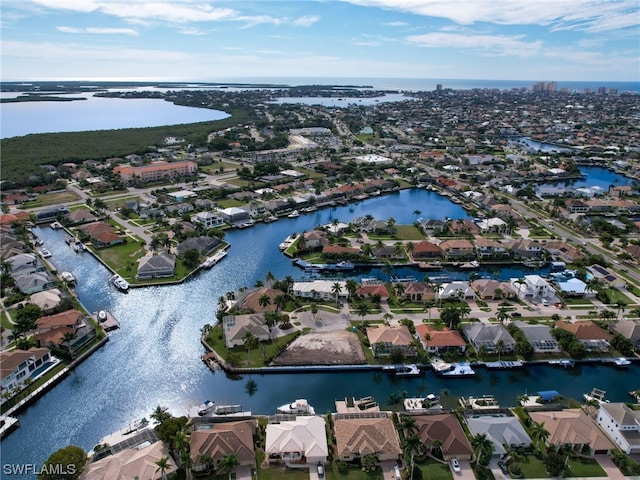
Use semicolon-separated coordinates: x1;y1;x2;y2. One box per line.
293;280;347;301
438;281;476;300
511;275;553;300
0;348;53;395
596;403;640;454
192;211;224;229
476;217;508;234
265;416;329;464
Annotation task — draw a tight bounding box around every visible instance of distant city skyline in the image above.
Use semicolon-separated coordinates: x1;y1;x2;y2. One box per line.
2;0;639;82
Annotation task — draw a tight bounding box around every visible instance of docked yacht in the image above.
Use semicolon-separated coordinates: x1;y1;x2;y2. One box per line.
383;364;421;376
276;399;315;415
614;357;631;368
440;362;475;377
110;274;129;292
60;271;76;285
287;210;300;218
198;400;216;416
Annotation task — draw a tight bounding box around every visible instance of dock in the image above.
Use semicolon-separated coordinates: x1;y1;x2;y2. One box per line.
96;310;120;331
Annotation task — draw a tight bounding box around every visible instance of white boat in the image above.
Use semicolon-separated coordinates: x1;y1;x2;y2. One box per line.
110;274;129;292
98;310;107;322
279;233;298;250
287;210;300;218
38;248;52;258
60;271;76;284
549;359;575;368
384;364;421;376
335;261;355;270
431;358;453;373
614;357;631;367
276;399;315;415
202;250;228;268
440;362;475;377
50;221;62;230
198;400;216;416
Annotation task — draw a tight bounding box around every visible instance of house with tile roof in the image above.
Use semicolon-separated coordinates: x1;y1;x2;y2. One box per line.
15;271;57;295
400;282;435;302
415;324;466;354
223;314;272;348
1;347;52;395
439;239;475;259
596;403;640;454
81;441;177;480
411;241;442;259
412;413;474;460
471;279;516;300
234;287;284;313
190;420;257;475
356;284;391;300
265;416;328;464
333;414;402;462
366;325;416;358
136;253;176;279
611;320;640;348
529;409;614;455
555;320;612;352
35;309;96;353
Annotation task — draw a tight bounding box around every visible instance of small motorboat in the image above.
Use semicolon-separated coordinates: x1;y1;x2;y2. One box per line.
98;310;107;322
276;399;315;415
198;400;216;416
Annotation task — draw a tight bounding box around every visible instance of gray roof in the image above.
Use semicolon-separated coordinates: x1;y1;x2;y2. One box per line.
137;254;176;274
462;324;516;348
466;416;532;455
176;236;220;255
600;403;640;426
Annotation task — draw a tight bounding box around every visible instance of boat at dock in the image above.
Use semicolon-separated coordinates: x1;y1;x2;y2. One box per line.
38;248;52;258
97;310;119;331
549;359;575;368
279;233;298;250
110;274;129;292
201;249;228;268
431;357;453;373
60;271;76;285
276;399;315;415
383;364;421;376
50;221;62;230
287;210;300;218
198;400;216;416
418;262;443;270
613;357;631;367
485;360;524;370
440;362;476;377
583;387;609;404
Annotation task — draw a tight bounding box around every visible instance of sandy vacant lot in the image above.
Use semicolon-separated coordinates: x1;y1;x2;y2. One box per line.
272;331;366;365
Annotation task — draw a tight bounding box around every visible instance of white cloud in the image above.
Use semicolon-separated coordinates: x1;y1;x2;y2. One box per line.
342;0;639;31
33;0;99;13
98;2;236;23
384;21;408;27
407;32;542;57
57;26;139;35
292;15;320;27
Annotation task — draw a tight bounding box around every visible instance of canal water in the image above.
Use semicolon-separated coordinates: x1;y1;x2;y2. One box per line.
2;188;638;476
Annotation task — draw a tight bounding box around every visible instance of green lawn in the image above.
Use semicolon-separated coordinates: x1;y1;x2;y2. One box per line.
328;464;383;480
1;311;14;330
257;467;312;480
88;241;147;278
566;457;606;477
394;225;425;241
517;455;549;478
414;458;453;480
20;190;81;208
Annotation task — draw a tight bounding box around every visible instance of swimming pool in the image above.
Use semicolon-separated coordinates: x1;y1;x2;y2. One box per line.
29;360;58;380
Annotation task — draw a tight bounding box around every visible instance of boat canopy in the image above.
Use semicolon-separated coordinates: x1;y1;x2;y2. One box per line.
537;390;560;401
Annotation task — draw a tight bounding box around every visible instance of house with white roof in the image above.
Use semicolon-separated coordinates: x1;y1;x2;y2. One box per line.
511;275;553;300
293;280;347;302
192;211;224;229
438;281;476;300
265;416;328;464
466;415;532;456
476;217;508;234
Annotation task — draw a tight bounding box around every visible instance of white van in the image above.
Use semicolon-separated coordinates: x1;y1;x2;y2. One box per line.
541;299;549;306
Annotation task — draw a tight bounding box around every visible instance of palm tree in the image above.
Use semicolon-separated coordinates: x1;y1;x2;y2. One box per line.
258;294;271;311
433;283;444;307
254;279;264;288
430;439;444;458
440;305;462;329
413;209;422;217
356;302;370;321
514;277;527;298
386;217;396;232
155;456;172;480
331;282;343;306
424;332;432;353
529;421;550;451
495;339;505;360
242;331;258;361
400;415;418;435
265;271;276;285
382;261;394;280
496;306;510;324
62;331;77;356
218;453;240;480
264;312;278;342
310;303;319;320
471;433;494;464
151;406;172;424
402;433;424;458
345;278;358;298
274;294;287;312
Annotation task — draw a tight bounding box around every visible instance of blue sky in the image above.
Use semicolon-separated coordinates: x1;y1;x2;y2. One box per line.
2;0;639;82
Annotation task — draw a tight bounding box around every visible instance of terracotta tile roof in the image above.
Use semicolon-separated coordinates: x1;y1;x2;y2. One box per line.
0;348;50;378
555;320;612;341
529;409;614;452
357;284;390;298
334;416;401;458
36;309;84;330
366;325;413;346
413;414;473;458
415;325;466;348
190;420;257;465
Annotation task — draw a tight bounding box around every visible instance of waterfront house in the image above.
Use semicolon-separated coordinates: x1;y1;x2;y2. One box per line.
439;239;475;259
79;222;124;248
438;281;476;300
352;216;390;233
611;320;640;348
303;230;329;249
529;409;614;455
401;282;435;302
176;236;220;256
34;205;69;224
412;413;473;461
234;287;283;313
34;309;96;354
30;288;64;314
0;236;29;260
222;314;271;348
191;211;224;230
411;241;442;259
15;272;57;295
81;441;177;480
136;253;176;279
333;414;402;462
466;414;532;456
67;209;98;225
512;275;553;300
476;217;508;234
372;245;404;260
356;284;391;301
293;280;348;302
596;403;640;454
220;207;250;224
510;239;543;259
418;219;445;235
0;347;52;395
543;241;586;263
462;324;516;354
415;324;466;354
265;416;329;464
471;279;516;300
366;325;416;358
474;238;509;259
555;320;612;352
555;277;593;298
512;321;560;353
6;253;45;278
190;420;256;475
448;220;480;236
322;245;360;258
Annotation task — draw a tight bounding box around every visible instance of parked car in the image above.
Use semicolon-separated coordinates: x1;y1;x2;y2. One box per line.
317;462;324;478
511;312;522;317
451;458;461;473
498;460;509;474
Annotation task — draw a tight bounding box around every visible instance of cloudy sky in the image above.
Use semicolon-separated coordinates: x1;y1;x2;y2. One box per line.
2;0;639;82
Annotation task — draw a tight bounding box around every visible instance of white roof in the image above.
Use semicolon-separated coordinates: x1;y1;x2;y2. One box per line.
265;416;328;460
167;190;196;199
294;280;347;295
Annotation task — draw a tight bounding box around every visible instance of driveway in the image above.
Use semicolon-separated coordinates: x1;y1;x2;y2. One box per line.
380;460;400;480
235;465;253;480
454;459;476;480
595;455;637;480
